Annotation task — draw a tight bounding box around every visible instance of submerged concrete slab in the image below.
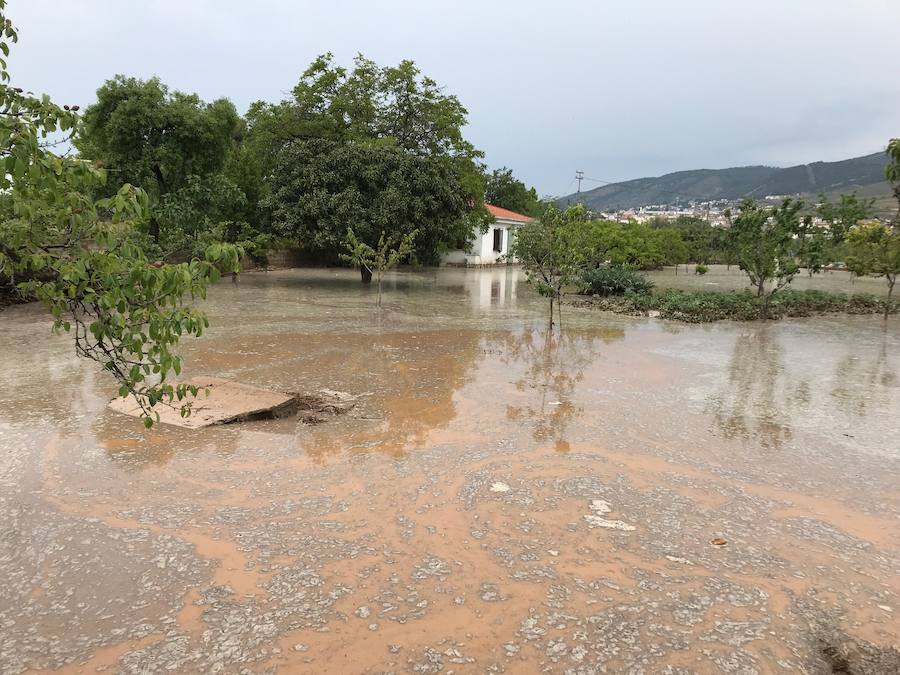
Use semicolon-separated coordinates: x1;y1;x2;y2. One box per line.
108;377;300;428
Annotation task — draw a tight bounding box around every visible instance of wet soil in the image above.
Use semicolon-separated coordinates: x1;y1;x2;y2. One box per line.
1;267;898;673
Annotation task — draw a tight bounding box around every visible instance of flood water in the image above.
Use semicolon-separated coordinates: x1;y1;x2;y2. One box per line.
1;267;898;674
645;264;891;296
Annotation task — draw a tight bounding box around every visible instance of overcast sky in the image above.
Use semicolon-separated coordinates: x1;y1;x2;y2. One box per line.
8;0;900;196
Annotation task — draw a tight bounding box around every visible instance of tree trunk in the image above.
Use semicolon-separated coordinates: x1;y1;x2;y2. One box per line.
148;214;160;243
556;291;563;329
549;296;555;330
886;275;896;321
360;267;373;284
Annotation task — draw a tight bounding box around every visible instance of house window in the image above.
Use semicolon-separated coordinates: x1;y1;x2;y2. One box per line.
492;228;503;253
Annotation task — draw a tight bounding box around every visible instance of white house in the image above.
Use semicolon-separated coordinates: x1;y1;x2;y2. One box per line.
442;204;532;266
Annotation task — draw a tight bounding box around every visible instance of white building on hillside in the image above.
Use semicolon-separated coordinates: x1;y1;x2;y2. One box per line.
442;204;532;266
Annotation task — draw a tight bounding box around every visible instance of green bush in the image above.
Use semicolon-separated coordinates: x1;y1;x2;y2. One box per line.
695;263;708;275
580;266;654;296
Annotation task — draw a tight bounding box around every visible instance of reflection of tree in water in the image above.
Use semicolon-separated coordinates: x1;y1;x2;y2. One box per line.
708;328;810;451
497;327;624;452
831;333;897;417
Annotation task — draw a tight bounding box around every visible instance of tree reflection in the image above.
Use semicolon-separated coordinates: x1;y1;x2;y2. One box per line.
498;327;623;452
708;327;809;451
831;331;897;417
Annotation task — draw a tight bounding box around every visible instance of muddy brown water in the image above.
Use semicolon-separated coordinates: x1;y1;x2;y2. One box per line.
1;267;898;674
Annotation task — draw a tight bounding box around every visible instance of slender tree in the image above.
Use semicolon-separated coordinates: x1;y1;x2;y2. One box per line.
726;199;803;318
510;204;587;329
342;228;417;306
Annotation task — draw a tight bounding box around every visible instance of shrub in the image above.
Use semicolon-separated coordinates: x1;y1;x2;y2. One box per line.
580;266;654;296
695;263;708;275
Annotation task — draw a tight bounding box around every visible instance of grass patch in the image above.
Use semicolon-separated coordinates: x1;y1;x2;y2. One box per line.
571;288;893;323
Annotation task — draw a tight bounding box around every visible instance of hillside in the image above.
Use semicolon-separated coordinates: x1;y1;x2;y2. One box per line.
563;152;891;212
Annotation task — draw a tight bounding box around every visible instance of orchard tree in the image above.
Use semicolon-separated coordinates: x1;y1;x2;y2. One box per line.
577;220;664;270
846;139;900;319
0;1;240;425
76;76;242;241
727;198;803;318
485;167;542;216
653;227;689;273
795;218;829;276
342;228;417;306
816;192;875;245
510;204;587;329
846;221;899;319
887;138;900;225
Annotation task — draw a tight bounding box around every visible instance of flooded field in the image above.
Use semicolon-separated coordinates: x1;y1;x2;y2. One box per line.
646;265;891;296
1;267;898;674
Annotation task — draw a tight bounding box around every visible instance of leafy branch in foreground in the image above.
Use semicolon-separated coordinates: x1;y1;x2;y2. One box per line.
0;0;241;426
341;228;417;306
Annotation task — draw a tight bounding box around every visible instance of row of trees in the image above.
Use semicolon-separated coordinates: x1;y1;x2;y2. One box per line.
513;142;900;322
608;192;880;274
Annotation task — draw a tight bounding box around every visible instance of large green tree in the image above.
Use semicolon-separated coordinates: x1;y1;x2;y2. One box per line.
249;54;487;274
266;138;474;273
0;1;240;424
485;167;541;216
76;76;242;242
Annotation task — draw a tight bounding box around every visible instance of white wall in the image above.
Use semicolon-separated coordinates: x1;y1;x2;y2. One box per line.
441;218;520;265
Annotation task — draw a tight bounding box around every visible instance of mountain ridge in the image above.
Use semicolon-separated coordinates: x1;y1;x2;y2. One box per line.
560;151;891;212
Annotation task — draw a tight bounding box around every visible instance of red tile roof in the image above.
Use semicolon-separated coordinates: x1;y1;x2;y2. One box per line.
485;203;532;223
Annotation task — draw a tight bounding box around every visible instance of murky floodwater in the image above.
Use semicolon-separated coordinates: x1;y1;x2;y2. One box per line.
1;267;898;674
645;264;892;296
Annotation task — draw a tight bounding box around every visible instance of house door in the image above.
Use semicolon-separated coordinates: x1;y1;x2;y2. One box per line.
492;228;503;253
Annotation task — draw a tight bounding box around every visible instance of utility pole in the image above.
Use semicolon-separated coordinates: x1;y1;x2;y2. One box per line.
575;170;584;195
